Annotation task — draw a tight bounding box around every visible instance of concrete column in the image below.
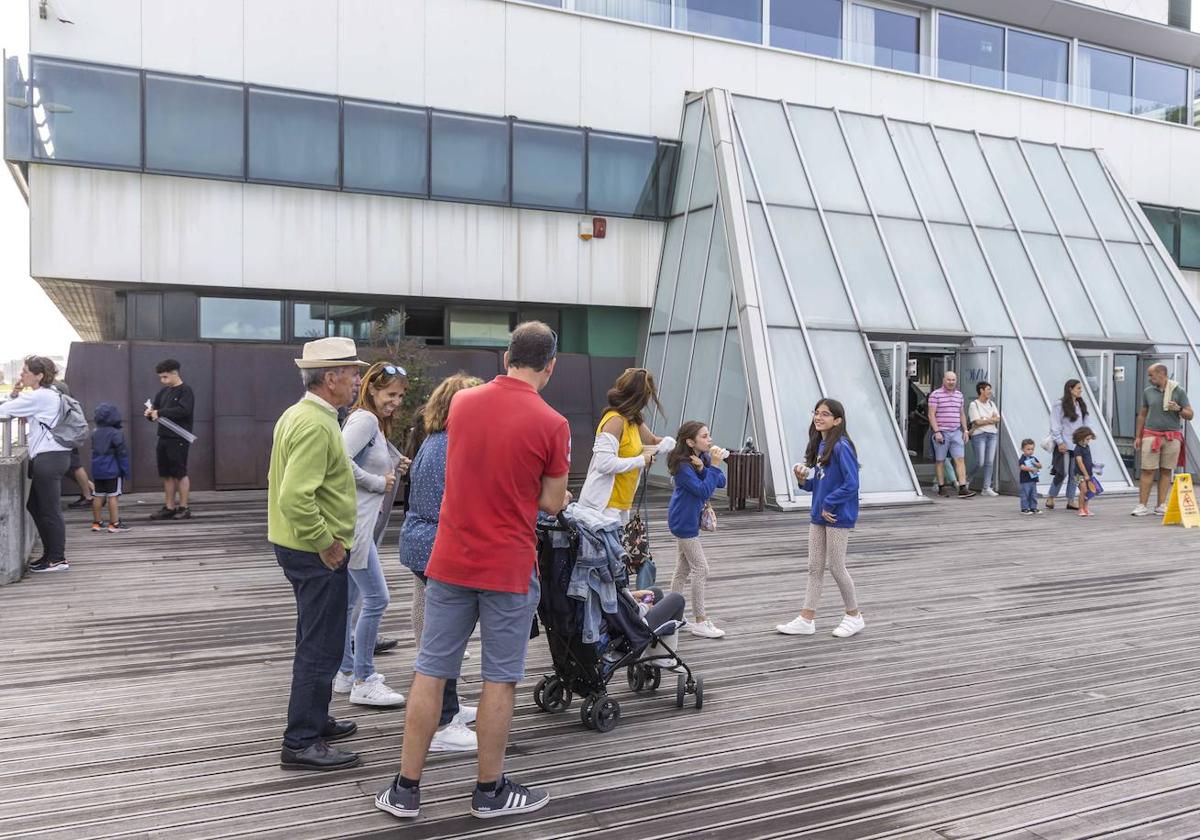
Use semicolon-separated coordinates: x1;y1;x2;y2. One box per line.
0;450;33;584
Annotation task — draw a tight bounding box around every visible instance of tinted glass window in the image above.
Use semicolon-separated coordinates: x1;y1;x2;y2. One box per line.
131;293;162;340
655;141;681;217
1078;46;1132;113
31;58;140;167
162;292;197;341
448;309;513;347
199;298;282;341
588;133;659;217
678;0;762;44
1180;209;1200;270
512;123;584;211
431;112;509;203
248;89;339;186
4;57;32;161
851;4;919;74
343;101;428;195
293;301;328;339
771;0;841;58
1142;205;1179;262
1133;58;1188;124
937;14;1003;90
576;0;669;26
146;74;244;178
1006;30;1068;101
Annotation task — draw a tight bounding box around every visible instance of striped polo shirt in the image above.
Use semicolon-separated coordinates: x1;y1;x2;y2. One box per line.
928;387;964;431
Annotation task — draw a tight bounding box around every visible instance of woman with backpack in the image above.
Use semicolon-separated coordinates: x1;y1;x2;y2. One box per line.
0;356;74;572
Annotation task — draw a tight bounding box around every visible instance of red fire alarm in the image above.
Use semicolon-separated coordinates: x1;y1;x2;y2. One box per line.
592;217;607;239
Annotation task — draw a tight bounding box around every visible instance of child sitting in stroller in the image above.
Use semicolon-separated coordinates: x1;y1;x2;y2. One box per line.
629;588;685;668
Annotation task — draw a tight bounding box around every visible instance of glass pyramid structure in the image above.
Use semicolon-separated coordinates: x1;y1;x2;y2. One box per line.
645;89;1200;507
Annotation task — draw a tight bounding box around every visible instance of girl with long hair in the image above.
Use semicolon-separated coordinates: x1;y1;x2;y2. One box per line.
666;420;728;639
1047;379;1088;511
577;367;673;521
776;398;865;639
333;362;409;707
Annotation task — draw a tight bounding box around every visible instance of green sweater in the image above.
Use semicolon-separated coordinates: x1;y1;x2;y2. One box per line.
267;397;356;554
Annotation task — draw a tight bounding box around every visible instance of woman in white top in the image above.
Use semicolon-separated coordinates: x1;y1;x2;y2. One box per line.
967;380;1001;496
0;356;72;572
333;362;410;707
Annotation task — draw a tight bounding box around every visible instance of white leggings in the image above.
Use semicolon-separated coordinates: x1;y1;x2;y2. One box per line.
802;524;858;613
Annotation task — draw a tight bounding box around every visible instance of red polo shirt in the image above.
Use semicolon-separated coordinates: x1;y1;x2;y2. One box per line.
426;375;571;594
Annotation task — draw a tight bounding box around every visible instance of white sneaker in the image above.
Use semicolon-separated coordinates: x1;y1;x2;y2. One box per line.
332;671;354;694
689;619;725;639
453;704;477;726
776;615;816;636
832;614;865;638
1154;504;1167;516
429;720;478;752
463;649;472;660
350;678;406;707
982;488;999;497
1131;504;1151;516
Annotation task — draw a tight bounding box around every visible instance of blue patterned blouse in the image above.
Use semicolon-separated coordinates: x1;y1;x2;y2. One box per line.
399;431;448;573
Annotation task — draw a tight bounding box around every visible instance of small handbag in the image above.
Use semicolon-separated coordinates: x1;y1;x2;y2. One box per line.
700;502;718;532
1041;434;1057;453
622;475;655;586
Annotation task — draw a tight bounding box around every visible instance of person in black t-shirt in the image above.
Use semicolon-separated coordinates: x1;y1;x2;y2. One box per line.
145;358;195;520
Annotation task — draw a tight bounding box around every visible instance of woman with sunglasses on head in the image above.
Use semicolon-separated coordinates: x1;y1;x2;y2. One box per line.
333;362;410;707
577;367;674;522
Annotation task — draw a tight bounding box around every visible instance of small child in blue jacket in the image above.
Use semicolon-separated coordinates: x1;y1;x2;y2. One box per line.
91;403;132;533
666;420;728;640
776;398;864;639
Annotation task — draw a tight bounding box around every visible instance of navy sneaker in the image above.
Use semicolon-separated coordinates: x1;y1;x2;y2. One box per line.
375;776;421;819
29;559;69;573
470;776;550;819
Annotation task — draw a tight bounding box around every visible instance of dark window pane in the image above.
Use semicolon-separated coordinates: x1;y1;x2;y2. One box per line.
248;89;339;186
404;307;445;341
1180;210;1200;270
771;0;841;58
678;0;762;44
328;303;399;342
114;293;127;339
512;123;584;210
850;4;919;73
1142;205;1180;262
131;293;162;340
162;292;197;341
146;74;244;178
292;301;328;339
343;101;428;195
937;14;1003;90
588;132;658;217
199;297;282;341
576;0;669;26
655;141;681;217
4;57;32;161
1006;30;1068;101
31;58;140;167
1134;58;1188;124
430;112;509;203
1078;46;1132;113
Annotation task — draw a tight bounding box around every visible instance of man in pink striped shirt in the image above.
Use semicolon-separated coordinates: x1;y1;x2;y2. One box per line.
929;371;975;498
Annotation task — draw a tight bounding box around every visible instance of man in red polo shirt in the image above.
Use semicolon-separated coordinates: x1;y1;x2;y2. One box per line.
377;321;571;822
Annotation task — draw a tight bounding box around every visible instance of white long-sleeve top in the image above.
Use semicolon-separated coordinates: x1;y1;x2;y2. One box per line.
576;433;675;516
0;387;70;458
341;408;400;569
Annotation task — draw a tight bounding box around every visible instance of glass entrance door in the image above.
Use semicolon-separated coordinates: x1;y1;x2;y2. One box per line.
956;345;1003;491
871;341;908;435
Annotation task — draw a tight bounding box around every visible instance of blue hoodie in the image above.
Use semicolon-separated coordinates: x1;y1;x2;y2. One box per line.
667;452;726;539
91;403;131;481
799;437;860;529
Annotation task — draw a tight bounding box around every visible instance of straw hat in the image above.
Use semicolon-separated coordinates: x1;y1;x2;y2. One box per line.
294;337;369;369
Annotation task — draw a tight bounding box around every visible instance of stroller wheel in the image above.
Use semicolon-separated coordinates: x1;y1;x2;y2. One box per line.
675;674;686;709
580;695;598;729
548;682;572;713
647;666;662;691
694;675;704;710
533;676;552;712
591;696;620;733
627;665;646;693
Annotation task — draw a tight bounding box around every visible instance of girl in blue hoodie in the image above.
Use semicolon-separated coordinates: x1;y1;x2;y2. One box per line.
776;399;864;639
667;420;728;639
90;403;132;533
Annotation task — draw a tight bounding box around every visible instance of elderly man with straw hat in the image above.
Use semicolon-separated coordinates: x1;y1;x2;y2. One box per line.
270;337;369;771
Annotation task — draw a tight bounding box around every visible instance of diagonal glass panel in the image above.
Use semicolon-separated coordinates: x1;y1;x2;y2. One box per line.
981;336;1049;471
670;206;715;332
768;328;823;473
936;129;1010;229
979;137;1055;234
808;329;914;493
748;203;800;327
977;229;1059;338
682;331;724;433
1106;243;1186;345
649;215;685;333
890;121;967;224
733;96;813;207
656;330;693;439
880;218;964;332
825;212;911;329
930;223;1012;335
699;209;733;330
1066;237;1144;338
1061;148;1138;243
789;105;868;214
645;332;665;389
671;99;704;216
839;113;918;219
1022;233;1103;337
689;114;716;210
1021;142;1094;238
713;301;751;449
1149;249;1200;341
769;205;857;327
736;128;759;202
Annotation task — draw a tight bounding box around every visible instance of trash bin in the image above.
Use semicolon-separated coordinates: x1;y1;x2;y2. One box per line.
725;451;765;512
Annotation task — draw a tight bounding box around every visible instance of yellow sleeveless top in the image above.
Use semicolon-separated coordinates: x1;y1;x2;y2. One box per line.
598;409;642;510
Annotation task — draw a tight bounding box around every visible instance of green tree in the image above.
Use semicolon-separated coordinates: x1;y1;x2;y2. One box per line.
368;310;435;450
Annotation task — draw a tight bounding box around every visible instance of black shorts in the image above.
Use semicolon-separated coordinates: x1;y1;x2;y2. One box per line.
156;438;190;479
94;477;123;497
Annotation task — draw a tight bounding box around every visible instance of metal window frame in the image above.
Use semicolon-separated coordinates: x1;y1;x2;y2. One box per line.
428;108;513;207
845;0;924;74
339;97;430;199
196;295;285;343
142;71;248;182
585;128;665;218
246;85;342;190
1130;53;1191;124
1077;43;1135;114
934;11;1006;91
511;118;588;212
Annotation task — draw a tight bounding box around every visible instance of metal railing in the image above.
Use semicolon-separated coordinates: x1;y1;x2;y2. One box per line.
1;417;27;458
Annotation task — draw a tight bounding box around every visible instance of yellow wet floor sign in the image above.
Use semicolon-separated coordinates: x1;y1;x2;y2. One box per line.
1162;473;1200;528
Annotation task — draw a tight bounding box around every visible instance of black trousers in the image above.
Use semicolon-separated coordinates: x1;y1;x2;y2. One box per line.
28;451;70;562
275;544;349;750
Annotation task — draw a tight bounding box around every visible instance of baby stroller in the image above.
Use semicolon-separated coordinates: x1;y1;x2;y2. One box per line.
531;512;703;733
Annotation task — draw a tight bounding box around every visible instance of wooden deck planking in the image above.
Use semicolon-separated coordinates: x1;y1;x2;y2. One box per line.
1;490;1199;838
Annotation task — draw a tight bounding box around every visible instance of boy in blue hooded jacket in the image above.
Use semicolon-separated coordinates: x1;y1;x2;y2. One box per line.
91;403;132;532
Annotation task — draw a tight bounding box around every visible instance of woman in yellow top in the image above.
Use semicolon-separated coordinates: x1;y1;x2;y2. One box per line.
577;368;674;522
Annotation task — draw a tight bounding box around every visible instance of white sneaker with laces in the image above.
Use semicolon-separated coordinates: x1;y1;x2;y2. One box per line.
689;619;725;639
430;720;478;752
1131;504;1151;516
1154;504;1168;516
453;704;477;726
332;671;354;694
776;615;816;635
350;678;406;707
982;488;999;497
832;614;865;638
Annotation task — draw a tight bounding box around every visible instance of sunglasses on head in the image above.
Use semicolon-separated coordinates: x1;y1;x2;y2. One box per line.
369;363;407;380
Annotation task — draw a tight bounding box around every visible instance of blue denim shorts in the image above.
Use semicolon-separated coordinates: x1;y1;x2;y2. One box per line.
933;428;965;460
414;570;540;684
